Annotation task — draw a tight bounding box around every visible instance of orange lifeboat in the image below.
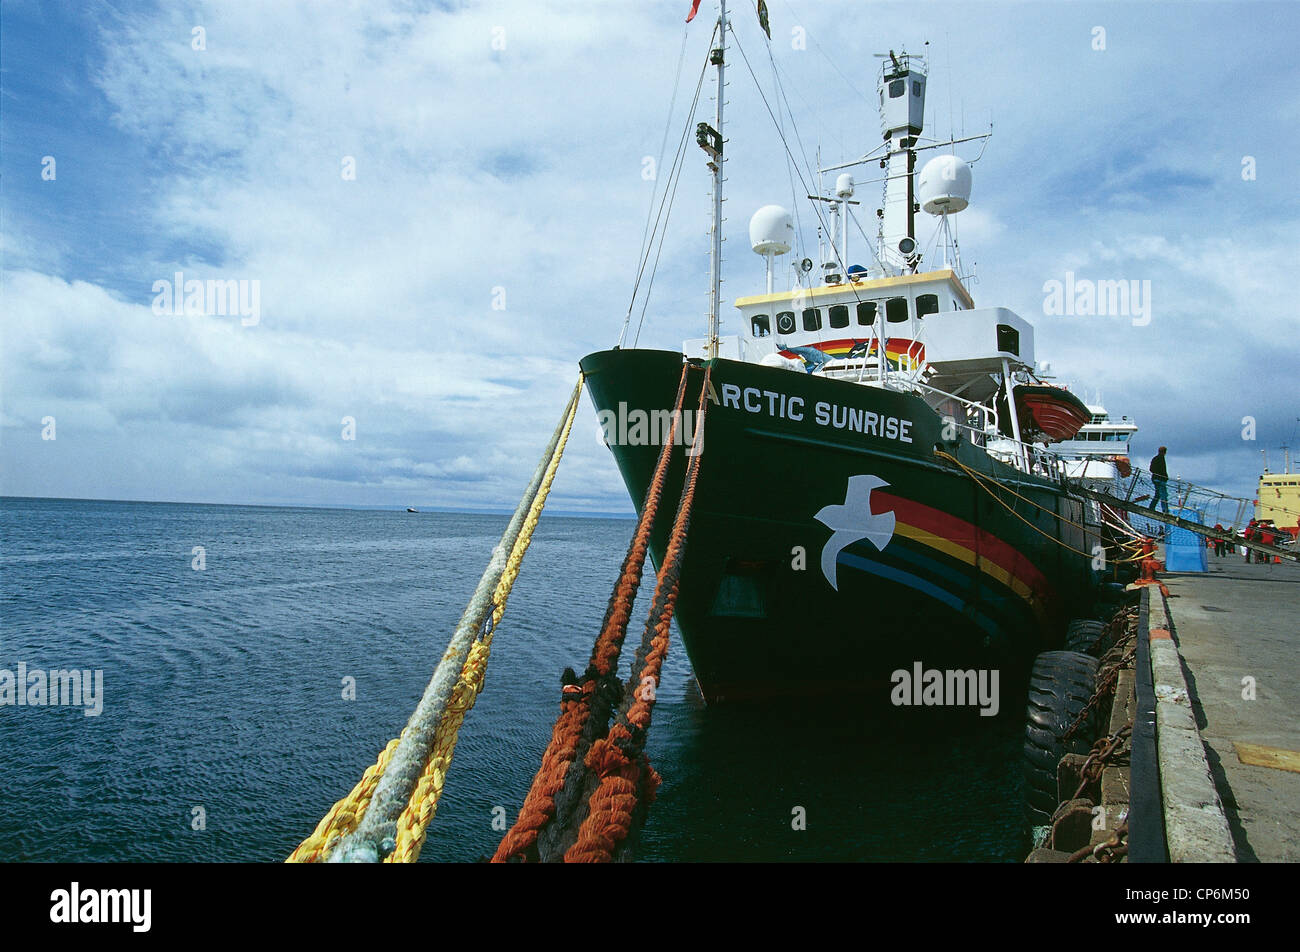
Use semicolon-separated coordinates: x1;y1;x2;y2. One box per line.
1012;384;1091;443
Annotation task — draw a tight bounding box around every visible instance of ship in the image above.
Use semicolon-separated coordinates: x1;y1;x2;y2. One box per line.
581;11;1114;703
1256;454;1300;540
1054;403;1139;487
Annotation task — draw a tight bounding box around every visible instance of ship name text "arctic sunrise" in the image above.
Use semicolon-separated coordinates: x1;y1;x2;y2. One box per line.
716;383;914;445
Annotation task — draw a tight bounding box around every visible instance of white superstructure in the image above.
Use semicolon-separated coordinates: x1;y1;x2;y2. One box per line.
1053;405;1139;486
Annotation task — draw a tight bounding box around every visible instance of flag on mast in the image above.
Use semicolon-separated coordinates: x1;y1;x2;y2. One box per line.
686;0;702;23
757;0;771;39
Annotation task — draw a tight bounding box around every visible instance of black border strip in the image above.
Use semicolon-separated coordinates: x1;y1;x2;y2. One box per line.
1129;586;1168;862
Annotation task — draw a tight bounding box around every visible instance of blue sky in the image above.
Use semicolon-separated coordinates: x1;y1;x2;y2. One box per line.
3;0;1299;512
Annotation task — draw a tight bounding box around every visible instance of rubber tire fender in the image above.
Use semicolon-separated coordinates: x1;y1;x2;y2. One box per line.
1023;650;1100;827
1065;618;1108;655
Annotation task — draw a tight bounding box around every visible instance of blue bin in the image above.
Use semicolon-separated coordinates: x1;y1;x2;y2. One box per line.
1164;506;1208;572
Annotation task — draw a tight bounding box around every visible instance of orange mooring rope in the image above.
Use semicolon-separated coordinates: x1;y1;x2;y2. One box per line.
492;363;695;863
564;365;711;862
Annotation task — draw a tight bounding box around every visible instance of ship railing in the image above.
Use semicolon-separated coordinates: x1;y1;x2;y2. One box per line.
818;358;882;382
981;437;1075;479
907;379;1000;442
817;363;1098;481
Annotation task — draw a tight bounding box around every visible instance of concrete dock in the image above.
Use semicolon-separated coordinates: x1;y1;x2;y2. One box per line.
1158;553;1300;862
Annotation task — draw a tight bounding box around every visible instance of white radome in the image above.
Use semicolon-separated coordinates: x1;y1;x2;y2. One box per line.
917;154;972;215
749;204;794;255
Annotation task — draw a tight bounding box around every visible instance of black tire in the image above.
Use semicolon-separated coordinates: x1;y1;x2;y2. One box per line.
1023;650;1100;828
1065;618;1107;654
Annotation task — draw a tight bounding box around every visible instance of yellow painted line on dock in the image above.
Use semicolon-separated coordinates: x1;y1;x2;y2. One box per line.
1233;742;1300;773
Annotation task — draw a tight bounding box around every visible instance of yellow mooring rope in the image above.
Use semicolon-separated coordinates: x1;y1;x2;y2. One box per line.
934;449;1096;558
287;376;582;863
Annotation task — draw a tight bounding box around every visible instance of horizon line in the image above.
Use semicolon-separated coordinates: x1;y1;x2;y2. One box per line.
0;494;636;520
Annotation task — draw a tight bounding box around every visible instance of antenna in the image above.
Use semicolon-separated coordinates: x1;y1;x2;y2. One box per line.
945;33;954;146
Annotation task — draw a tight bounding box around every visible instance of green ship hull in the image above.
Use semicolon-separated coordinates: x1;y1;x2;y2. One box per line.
580;348;1104;703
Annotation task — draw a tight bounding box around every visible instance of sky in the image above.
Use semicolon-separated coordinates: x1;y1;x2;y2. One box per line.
3;0;1298;514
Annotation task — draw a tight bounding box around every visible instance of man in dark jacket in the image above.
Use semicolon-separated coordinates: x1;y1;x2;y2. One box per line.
1149;446;1170;514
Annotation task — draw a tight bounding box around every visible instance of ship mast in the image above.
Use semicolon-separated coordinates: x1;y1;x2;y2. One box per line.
705;1;727;359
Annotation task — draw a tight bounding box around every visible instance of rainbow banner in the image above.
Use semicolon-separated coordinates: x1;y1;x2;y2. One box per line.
780;338;926;372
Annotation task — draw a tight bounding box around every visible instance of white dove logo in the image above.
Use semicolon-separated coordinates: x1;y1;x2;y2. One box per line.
814;475;896;590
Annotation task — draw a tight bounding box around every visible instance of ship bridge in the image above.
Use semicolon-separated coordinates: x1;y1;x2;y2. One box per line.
686;267;1035;407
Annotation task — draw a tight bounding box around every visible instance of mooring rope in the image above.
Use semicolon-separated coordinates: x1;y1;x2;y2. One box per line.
565;364;712;862
287;377;583;863
935;449;1095;558
493;362;696;863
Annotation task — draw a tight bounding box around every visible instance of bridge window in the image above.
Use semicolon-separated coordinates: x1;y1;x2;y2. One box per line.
996;324;1020;355
889;80;905;98
750;314;770;337
916;293;939;318
802;307;822;332
885;297;909;323
828;304;849;329
913;81;924;98
857;302;877;325
775;311;796;335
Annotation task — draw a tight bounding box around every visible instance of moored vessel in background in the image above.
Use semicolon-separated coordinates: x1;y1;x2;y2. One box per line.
1256;466;1300;540
1054;403;1138;488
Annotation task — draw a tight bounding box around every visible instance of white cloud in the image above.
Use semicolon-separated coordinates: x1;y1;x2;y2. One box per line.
5;1;1299;510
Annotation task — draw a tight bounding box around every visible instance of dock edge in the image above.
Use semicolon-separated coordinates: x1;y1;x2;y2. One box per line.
1145;586;1238;862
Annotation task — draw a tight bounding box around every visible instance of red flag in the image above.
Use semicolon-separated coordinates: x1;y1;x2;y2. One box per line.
686;0;702;22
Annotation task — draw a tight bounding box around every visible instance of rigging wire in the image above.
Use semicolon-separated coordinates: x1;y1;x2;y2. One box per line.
766;34;806;271
621;25;692;346
732;26;936;382
776;0;866;104
731;28;864;300
624;21;718;348
845;205;888;274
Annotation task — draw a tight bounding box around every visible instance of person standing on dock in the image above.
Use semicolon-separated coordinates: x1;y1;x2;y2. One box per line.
1258;523;1276;563
1149;446;1171;514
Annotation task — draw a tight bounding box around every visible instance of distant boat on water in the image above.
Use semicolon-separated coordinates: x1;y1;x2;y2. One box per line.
406;507;419;513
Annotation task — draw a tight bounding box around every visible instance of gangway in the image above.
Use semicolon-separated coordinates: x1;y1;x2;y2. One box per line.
1069;483;1298;564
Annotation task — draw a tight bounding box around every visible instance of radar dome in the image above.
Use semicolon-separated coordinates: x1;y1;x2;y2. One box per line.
917;155;972;215
749;204;793;255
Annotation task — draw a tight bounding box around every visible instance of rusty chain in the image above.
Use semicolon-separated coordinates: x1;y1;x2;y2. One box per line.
1070;723;1132;800
1062;610;1139;741
1067;822;1129;863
